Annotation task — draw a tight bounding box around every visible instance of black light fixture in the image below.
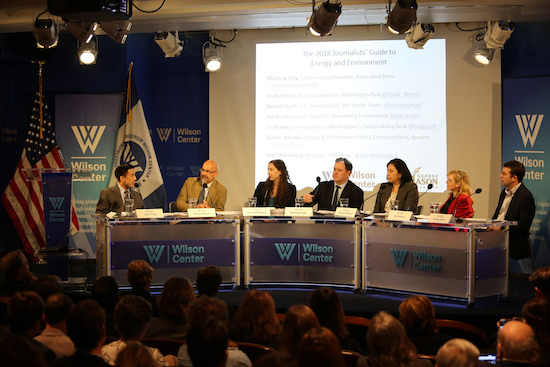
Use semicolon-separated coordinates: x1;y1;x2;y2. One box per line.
100;20;132;44
308;0;342;37
78;37;98;65
33;14;59;48
66;21;98;44
387;0;418;35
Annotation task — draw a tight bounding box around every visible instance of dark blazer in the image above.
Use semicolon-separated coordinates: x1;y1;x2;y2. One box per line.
253;181;296;208
308;180;364;210
442;194;474;218
374;181;419;213
95;185;144;217
492;183;536;260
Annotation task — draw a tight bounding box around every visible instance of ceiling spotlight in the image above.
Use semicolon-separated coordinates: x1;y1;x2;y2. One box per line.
66;21;98;44
387;0;418;35
308;0;342;37
405;23;435;49
154;31;183;58
78;38;98;65
33;17;59;48
100;20;132;44
473;46;494;65
203;44;222;72
484;20;514;49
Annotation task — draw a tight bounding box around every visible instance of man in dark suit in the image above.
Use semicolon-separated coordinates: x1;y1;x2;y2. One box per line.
492;160;536;260
303;158;363;211
95;164;144;217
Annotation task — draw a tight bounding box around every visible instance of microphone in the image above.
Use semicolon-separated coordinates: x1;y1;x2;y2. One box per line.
452;188;482;218
361;183;388;212
311;176;322;195
203;183;214;208
407;183;433;211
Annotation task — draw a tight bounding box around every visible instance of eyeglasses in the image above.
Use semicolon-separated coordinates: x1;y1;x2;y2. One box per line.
200;168;217;174
497;317;525;329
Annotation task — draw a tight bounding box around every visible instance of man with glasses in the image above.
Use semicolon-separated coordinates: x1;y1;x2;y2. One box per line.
176;160;227;211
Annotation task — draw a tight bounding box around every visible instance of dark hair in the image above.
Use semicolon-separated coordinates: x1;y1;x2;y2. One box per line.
158;277;194;322
309;287;348;338
127;260;153;290
297;327;345;367
255;352;300;367
8;290;44;335
114;164;134;182
0;249;27;280
0;334;47;367
187;316;229;367
261;159;293;208
504;160;526;182
66;299;106;351
115;341;157;367
387;158;413;184
398;295;439;334
196;266;222;297
280;305;320;356
335;158;352;172
186;296;229;327
522;297;550;365
44;293;73;325
34;275;63;300
92;276;120;312
530;266;550;300
114;295;152;340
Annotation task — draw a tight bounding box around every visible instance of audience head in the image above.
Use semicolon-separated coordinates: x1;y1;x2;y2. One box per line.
158;276;194;322
398;295;439;334
1;249;35;283
529;266;550;301
387;158;413;185
92;275;120;313
522;298;550;363
254;352;300;367
367;311;417;367
33;274;63;300
309;287;348;338
497;319;537;363
280;304;320;356
126;260;154;291
44;293;73;327
187;316;229;367
196;266;222;297
0;334;47;367
114;294;153;341
503;160;526;183
446;170;473;198
8;290;44;336
297;326;344;367
115;341;157;367
435;338;479;367
66;299;106;352
186;295;229;326
200;160;219;185
230;289;280;345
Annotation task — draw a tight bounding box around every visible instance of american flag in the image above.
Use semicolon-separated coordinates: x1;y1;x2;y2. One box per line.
1;92;79;257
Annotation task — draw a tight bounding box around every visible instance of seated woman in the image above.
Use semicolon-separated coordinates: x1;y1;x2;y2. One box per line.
253;159;296;208
374;158;419;213
439;170;474;218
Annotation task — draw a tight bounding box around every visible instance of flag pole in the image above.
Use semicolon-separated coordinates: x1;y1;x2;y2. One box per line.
38;60;46;139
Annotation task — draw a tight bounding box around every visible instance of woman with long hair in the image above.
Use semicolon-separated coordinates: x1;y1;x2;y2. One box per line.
439;169;474;218
253;159;296;208
374;158;419;212
279;304;320;356
297;327;345;367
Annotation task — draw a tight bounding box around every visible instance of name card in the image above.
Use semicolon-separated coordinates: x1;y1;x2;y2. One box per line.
387;210;415;221
335;207;358;218
242;207;272;216
187;208;216;218
428;213;455;224
284;207;313;217
135;208;164;219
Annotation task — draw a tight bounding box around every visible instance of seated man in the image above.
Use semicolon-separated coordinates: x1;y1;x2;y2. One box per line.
96;164;144;217
529;266;550;302
303;158;363;211
34;293;75;358
497;320;537;366
0;249;37;297
196;266;222;298
176;160;227;211
435;338;479;367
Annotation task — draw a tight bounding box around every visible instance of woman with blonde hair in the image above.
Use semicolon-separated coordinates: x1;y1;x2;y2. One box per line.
439;169;474;218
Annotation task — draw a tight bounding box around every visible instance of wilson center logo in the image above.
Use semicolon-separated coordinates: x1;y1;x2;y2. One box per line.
144;245;165;263
515;114;544;147
156;128;172;142
71;125;106;154
275;243;296;260
48;197;65;210
391;248;408;267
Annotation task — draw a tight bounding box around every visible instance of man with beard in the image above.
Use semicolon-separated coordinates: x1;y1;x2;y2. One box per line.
176;160;227;211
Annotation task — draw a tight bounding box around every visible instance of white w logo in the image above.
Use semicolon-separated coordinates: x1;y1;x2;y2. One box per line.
49;197;64;210
144;245;165;263
515;114;544;147
275;243;296;261
157;128;172;142
71;126;106;154
190;165;202;176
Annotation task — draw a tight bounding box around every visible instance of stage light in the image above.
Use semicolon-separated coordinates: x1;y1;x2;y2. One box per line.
387;0;418;35
66;21;98;44
473;46;494;65
405;23;435;49
484;20;514;48
307;0;342;37
33;17;59;48
154;31;183;58
100;20;132;44
78;38;98;65
203;45;222;72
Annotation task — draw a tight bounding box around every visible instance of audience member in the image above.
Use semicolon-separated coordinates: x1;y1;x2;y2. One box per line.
0;333;47;367
497;320;537;366
115;341;157;367
435;338;479;367
177;296;252;367
146;277;194;340
308;287;364;354
253;352;300;367
196;266;223;297
187;316;228;367
529;266;550;302
398;295;451;355
92;276;120;338
522;298;550;366
358;311;431;367
49;299;111;367
125;260;158;316
0;249;37;296
297;326;344;367
278;304;319;356
230;290;281;346
34;293;75;358
33;274;63;300
102;295;176;366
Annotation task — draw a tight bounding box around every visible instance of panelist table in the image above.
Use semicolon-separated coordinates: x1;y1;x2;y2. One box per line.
96;217;240;287
363;218;511;306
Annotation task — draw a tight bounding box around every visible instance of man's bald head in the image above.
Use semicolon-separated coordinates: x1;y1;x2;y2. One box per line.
497;320;537;362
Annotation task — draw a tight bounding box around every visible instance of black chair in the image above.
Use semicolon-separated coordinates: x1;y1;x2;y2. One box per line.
234;341;276;364
169;201;178;212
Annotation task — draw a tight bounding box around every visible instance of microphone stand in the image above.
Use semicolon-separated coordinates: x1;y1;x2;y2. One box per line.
361;183;388;212
452;188;482;219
